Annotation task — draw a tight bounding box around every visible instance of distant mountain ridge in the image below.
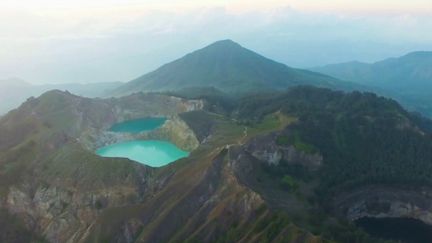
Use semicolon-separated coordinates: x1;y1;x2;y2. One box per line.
113;40;358;95
312;51;432;88
0;80;122;115
311;51;432;116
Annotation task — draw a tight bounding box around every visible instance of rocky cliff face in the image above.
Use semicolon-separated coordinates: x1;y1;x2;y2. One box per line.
138;115;200;151
75;94;204;151
3;151;155;243
86;115;200;152
72;109;307;243
245;132;323;169
5;89;417;243
334;186;432;225
0;91;205;243
75;145;266;243
244;131;432;227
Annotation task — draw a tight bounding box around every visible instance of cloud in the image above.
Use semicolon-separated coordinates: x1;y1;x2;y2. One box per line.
0;0;431;84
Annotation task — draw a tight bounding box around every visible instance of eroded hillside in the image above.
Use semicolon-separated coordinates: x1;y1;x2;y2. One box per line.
2;86;432;243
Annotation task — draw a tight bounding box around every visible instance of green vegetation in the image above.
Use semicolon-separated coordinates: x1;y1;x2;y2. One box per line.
214;210;311;243
249;113;294;131
275;135;289;145
263;162;313;183
236;86;432;196
2;84;432;243
244;113;297;142
278;131;318;154
280;175;299;192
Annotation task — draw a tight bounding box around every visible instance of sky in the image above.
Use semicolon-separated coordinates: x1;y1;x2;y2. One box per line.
1;0;432;84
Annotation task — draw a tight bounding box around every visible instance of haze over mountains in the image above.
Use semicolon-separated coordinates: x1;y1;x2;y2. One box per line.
3;39;357;115
112;39;432;118
3;40;432;120
312;51;432;116
0;79;122;115
113;40;359;96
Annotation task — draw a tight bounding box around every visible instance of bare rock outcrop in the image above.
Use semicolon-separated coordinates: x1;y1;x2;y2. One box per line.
334;186;432;225
245;132;322;169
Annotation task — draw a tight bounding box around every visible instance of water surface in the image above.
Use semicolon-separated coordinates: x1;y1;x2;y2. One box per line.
356;217;432;243
96;140;189;167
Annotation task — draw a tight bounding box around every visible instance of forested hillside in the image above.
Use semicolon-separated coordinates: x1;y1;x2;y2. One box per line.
234;86;432;196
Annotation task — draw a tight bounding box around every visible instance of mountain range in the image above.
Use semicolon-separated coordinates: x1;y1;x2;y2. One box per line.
3;42;432;120
312;51;432;116
112;40;359;96
113;40;432;118
2;40;432;242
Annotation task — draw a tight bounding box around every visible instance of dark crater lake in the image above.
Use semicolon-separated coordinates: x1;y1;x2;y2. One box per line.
356;217;432;243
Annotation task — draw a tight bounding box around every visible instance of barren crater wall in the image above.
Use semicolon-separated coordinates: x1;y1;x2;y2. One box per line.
83;115;199;152
0;94;204;243
137;116;200;151
76;96;204;152
334;186;432;225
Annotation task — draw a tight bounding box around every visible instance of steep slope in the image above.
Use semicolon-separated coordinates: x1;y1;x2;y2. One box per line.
113;40;357;95
234;86;432;236
311;51;432;116
0;90;205;242
0;89;341;243
4;86;432;242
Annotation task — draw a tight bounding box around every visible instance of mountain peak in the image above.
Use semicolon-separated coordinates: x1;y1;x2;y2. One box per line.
37;89;78;102
207;39;241;48
198;39;243;53
113;40;344;95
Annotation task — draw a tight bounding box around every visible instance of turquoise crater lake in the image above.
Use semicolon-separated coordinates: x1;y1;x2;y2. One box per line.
96;140;189;167
97;118;189;167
